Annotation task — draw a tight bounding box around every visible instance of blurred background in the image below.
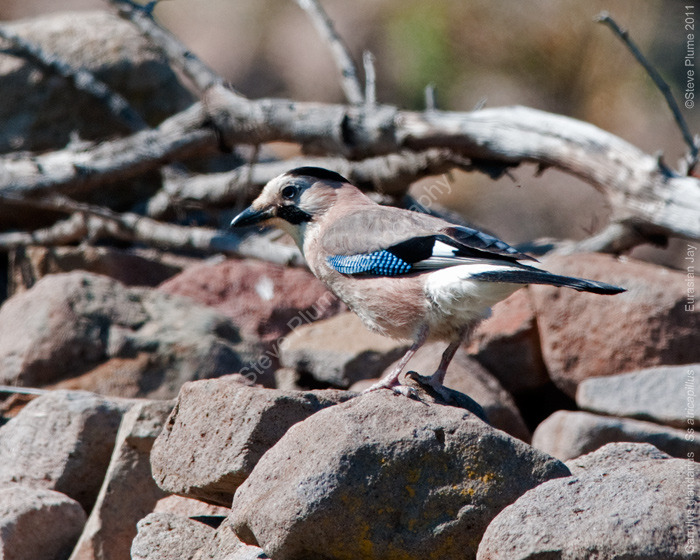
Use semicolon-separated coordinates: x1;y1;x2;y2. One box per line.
1;0;695;266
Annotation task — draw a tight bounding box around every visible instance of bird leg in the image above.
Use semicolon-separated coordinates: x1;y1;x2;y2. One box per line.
363;324;429;396
425;326;471;399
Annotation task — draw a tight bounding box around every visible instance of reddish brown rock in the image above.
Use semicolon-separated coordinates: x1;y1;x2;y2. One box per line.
0;485;86;560
531;254;699;397
468;289;549;394
153;496;230;518
151;376;353;506
158;259;344;342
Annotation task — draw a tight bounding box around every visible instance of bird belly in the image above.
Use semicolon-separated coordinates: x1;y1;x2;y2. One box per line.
423;265;522;339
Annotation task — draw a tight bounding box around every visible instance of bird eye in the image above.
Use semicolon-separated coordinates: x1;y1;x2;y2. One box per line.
281;185;297;200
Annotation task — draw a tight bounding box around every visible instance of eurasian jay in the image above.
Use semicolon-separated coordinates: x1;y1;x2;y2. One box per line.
231;167;624;398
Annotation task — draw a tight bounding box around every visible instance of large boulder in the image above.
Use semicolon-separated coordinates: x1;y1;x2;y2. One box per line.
0;390;126;512
531;254;699;397
0;272;258;398
230;386;569;560
150;376;353;506
131;512;214;560
0;485;86;560
477;452;698;559
532;410;700;461
192;517;267;560
576;364;699;429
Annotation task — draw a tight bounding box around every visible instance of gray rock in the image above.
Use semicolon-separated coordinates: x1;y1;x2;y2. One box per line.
230;388;569;560
69;400;174;560
131;512;214;560
0;485;86;560
0;390;126;512
0;272;258;398
577;364;700;429
193;517;268;560
532;410;700;461
565;442;672;475
151;376;353;506
477;457;700;559
280;312;409;388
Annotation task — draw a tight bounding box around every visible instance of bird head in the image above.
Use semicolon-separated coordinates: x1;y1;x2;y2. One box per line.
229;167;350;246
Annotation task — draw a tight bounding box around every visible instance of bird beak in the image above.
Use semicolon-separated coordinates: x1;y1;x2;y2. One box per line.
229;205;274;229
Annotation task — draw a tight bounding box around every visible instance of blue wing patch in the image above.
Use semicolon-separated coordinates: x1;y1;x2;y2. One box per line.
327;251;412;276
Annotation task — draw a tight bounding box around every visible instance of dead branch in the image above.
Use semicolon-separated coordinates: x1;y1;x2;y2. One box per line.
294;0;364;105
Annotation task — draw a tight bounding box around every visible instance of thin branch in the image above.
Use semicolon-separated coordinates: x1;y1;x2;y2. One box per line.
424;83;437;111
294;0;364;105
106;0;235;97
0;26;147;132
363;51;377;108
596;12;699;172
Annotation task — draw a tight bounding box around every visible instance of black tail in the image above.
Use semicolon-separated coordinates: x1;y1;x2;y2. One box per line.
472;268;625;295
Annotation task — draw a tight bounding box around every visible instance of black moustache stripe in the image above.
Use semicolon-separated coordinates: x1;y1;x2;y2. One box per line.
277;205;313;225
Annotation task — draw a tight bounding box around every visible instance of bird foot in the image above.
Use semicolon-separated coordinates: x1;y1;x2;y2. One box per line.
405;371;454;403
362;377;417;398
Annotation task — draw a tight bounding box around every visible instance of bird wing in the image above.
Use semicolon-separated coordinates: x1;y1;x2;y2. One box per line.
321;206;535;277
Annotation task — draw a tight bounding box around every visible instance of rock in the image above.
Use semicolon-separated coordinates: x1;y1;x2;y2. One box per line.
477;457;699;559
158;258;343;342
153;496;230;518
378;343;530;441
131;512;214;560
69;400;173;560
576;364;699;429
532;410;700;461
0;272;257;398
193;517;268;560
151;376;353;506
468;289;549;394
280;312;409;388
531;254;700;397
0;485;86;560
0;390;126;512
230;389;569;560
8;246;188;297
565;442;672;475
0;11;193;155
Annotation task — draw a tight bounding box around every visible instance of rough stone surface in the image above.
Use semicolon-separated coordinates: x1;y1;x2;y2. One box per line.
151;376;354;506
0;390;126;512
532;410;700;461
0;272;257;398
477;457;699;560
577;364;700;429
531;254;700;397
158;258;343;342
0;484;86;560
280;312;409;388
468;289;550;394
193;517;268;560
0;11;193;155
69;400;173;560
565;442;672;475
379;343;530;441
230;389;569;560
131;512;214;560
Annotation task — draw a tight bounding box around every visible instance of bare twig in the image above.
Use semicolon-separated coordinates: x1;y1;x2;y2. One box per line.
106;0;234;97
0;26;147;132
596;12;699;172
363;51;377;108
294;0;364;105
425;83;437;111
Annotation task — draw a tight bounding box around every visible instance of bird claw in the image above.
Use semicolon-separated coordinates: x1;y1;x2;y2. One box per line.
361;379;417;399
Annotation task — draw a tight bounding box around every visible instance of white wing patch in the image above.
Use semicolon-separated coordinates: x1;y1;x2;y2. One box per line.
431;240;459;258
